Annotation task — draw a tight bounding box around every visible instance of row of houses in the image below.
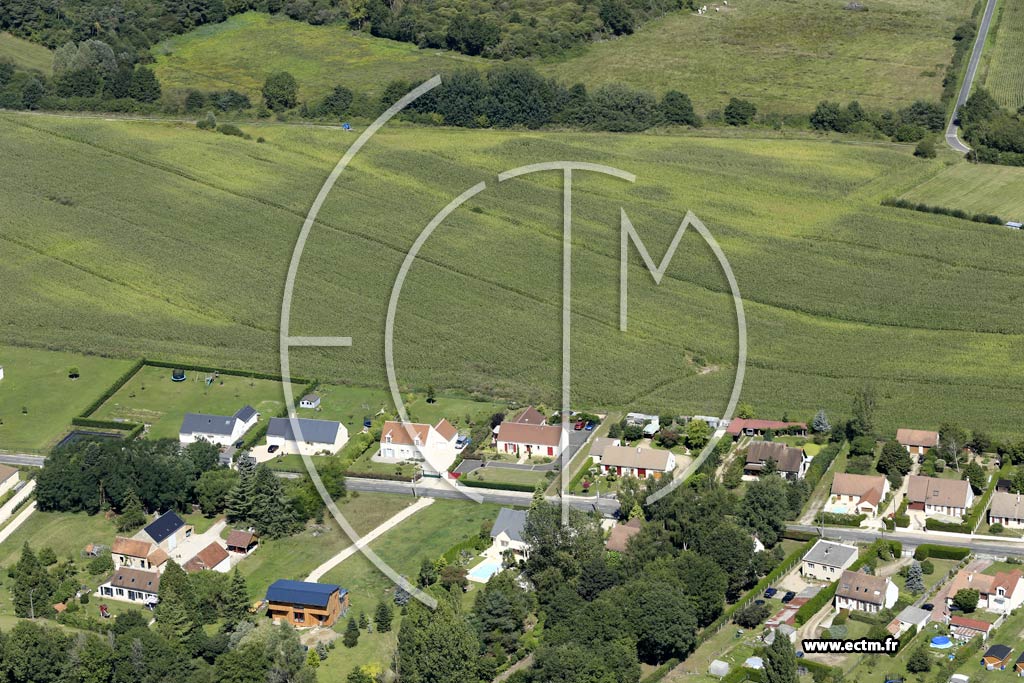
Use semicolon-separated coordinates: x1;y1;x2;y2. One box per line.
179;404;350;456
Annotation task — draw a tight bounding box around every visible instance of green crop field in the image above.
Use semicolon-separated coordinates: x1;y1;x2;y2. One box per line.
90;364;298;438
151;12;486;101
149;0;974;115
0;346;137;452
981;0;1024;111
5;112;1024;435
0;32;52;74
901;162;1024;221
544;0;975;113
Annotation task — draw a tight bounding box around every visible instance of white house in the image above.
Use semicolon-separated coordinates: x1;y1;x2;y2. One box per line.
299;394;321;409
98;568;160;607
896;428;939;456
835;570;898;613
378;419;460;475
490;508;530;561
599;445;675;479
989;491;1024;528
266;417;348;456
946;569;1024;615
906;475;974;517
801;540;858;581
179;405;258;446
0;465;19;497
495;421;567;458
828;472;890;516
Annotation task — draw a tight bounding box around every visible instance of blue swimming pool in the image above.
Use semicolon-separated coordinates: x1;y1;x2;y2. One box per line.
468;559;502;582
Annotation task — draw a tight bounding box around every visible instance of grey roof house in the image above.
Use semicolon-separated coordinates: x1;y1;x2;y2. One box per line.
490;508;530;560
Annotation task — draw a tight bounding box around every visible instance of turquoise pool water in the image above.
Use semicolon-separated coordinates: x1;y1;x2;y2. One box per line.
468;559;502;582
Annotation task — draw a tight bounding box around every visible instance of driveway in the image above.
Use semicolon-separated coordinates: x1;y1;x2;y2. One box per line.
154;519;228;566
944;0;999;153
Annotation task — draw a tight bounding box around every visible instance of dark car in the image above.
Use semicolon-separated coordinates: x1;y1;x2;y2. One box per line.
234;439;244;448
754;599;766;605
764;588;778;599
781;591;796;604
922;603;934;611
268;444;280;454
585;421;595;431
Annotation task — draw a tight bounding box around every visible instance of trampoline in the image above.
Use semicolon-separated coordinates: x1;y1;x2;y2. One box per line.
930;636;953;649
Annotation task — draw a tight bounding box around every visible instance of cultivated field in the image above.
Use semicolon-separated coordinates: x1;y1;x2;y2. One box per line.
5;113;1024;434
981;0;1024;111
151;12;485;101
150;0;973;114
0;32;52;74
90;364;297;439
0;346;136;452
901;162;1024;221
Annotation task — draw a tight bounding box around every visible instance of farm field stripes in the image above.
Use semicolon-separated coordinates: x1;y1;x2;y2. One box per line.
4;113;1024;433
900;162;1024;222
981;0;1024;110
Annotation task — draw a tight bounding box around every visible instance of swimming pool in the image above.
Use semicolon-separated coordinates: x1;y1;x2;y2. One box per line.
467;559;502;583
829;505;849;514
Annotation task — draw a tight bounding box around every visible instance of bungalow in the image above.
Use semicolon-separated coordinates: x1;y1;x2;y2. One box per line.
599;445;675;479
225;530;258;555
827;472;889;516
266;579;348;628
111;536;168;572
495;421;567;459
379;419;461;475
266;417;349;456
907;475;974;517
887;605;931;637
299;393;321;409
801;540;859;581
896;428;939;456
726;418;807;439
951;615;993;642
989;491;1024;528
183;542;231;573
179;405;258;446
98;568;160;607
140;510;193;554
834;569;898;613
982;645;1013;671
946;569;1024;614
0;465;19;497
589;437;620;463
605;518;643;553
490;508;530;561
508;406;548;425
743;441;809;480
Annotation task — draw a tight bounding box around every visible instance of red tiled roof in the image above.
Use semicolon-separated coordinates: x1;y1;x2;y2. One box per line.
434;418;457;442
380;421;430;446
111;536;153;558
183;542;229;573
950;615;992;632
226;530;256;549
509;406;547;425
497;421;563;447
896;429;939;448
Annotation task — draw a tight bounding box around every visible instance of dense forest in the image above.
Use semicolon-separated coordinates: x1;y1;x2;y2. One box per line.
0;0;694;61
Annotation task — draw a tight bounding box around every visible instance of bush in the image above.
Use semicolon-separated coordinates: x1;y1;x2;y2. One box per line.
913;544;970;561
724;98;757;126
733;602;771;628
990;522;1005;534
820;512;867;527
914;137;937;158
196;112;217;130
920;559;935;574
217;123;245;137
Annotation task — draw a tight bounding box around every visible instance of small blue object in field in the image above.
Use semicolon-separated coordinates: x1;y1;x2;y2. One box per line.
342;122;352;131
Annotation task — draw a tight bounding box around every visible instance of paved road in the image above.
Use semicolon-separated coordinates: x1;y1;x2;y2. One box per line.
306;497;434;581
945;0;999;153
0;454;45;468
788;523;1024;557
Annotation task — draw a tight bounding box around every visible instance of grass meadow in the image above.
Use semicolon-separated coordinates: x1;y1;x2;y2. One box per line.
980;0;1024;111
0;346;137;452
150;0;973;115
0;32;52;74
151;12;485;101
5;113;1024;435
90;364;297;438
901;162;1024;221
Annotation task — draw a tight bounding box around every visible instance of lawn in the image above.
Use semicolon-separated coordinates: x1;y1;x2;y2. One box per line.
90;364;299;439
312;499;503;679
540;0;974;113
901;162;1024;223
0;32;52;74
0;346;137;452
9;114;1024;435
151;12;486;101
980;0;1024;111
461;466;549;487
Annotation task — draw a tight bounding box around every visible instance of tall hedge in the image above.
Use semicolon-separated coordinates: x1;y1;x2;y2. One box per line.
913;544;970;561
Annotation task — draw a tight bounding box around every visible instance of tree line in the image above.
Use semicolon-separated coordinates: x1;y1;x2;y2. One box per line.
959;88;1024;166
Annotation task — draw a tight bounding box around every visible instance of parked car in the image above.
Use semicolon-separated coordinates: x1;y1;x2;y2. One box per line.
234;439;244;448
268;444;280;454
922;603;934;611
754;599;766;605
585;421;595;431
574;420;585;430
781;591;796;604
764;588;778;599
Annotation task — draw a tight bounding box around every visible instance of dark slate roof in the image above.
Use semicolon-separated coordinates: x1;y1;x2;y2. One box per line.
267;417;341;444
985;644;1012;661
144;510;186;544
180;412;237;436
234;405;257;423
490;508;527;543
265;579;344;608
